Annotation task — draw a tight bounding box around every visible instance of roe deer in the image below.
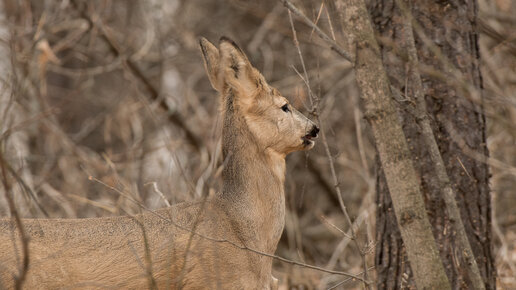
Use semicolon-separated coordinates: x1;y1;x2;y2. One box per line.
0;37;319;289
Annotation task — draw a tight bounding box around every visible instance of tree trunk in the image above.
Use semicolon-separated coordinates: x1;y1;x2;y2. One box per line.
369;0;495;288
333;0;451;288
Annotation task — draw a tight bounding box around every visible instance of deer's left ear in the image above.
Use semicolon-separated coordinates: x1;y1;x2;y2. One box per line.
219;36;264;99
199;37;222;92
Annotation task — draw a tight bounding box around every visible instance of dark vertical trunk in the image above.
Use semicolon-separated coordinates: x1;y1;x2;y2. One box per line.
369;0;495;289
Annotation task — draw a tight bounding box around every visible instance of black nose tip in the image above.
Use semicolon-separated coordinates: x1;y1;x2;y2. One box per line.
309;125;319;138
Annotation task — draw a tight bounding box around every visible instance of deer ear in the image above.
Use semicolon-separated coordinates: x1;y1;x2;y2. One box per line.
219;36;262;98
199;37;222;92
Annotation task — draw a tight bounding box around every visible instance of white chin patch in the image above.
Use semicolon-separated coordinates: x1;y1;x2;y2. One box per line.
302;140;315;149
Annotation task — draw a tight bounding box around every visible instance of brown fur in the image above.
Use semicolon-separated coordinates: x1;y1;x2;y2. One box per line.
0;37;318;289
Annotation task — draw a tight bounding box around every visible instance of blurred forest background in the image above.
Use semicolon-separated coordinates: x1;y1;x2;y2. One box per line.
0;0;514;289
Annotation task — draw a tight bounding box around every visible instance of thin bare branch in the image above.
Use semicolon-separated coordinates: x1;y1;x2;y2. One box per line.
281;0;353;62
287;9;371;288
0;151;29;290
69;0;203;152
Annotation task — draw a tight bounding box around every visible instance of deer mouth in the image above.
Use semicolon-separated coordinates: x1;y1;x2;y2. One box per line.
302;125;319;148
302;135;315;147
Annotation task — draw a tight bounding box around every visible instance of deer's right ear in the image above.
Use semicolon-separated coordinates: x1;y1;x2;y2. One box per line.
199;37;222;92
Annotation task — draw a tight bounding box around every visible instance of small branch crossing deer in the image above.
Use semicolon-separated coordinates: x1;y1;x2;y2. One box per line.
0;37;318;289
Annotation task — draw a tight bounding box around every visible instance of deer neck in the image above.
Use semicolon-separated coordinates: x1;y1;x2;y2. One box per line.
215;93;286;252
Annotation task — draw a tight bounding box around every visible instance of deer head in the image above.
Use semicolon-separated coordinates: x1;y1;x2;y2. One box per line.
199;37;319;156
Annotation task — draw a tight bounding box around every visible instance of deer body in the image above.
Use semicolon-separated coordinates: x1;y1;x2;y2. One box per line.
0;37;318;289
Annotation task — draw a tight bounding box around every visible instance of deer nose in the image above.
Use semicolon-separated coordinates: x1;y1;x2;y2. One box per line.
309;125;319;138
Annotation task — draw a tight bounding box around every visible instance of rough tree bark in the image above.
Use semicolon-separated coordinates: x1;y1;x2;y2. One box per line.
369;0;495;288
332;0;451;288
286;0;460;287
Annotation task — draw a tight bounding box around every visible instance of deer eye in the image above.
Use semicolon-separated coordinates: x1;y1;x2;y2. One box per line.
281;104;290;113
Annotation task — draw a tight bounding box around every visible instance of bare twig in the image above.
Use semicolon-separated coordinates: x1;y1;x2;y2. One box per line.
354;107;369;177
280;0;353;62
181;227;369;282
0;150;29;290
66;193;117;213
146;182;171;207
326;266;376;290
309;1;325;41
69;0;203;152
305;158;340;205
176;195;210;287
247;2;283;55
443;121;516;177
325;202;375;271
90;172;363;281
324;2;337;42
286;8;371;289
3;161;48;217
87;175;170;219
133;218;158;290
320;215;352;239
